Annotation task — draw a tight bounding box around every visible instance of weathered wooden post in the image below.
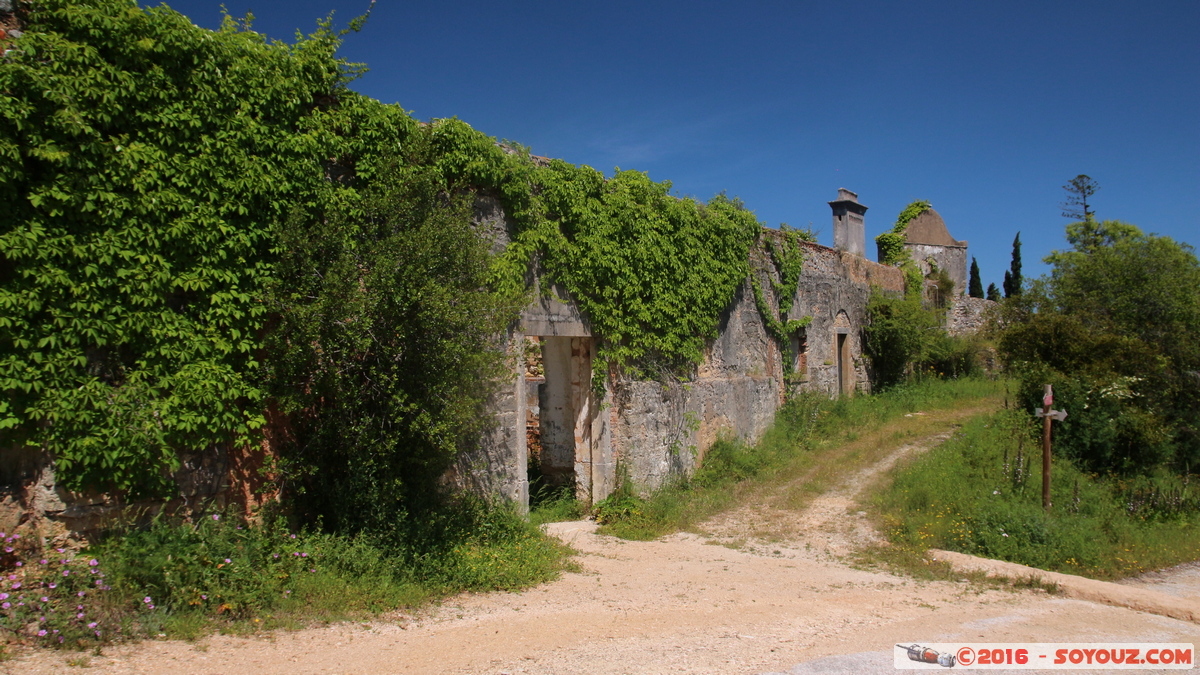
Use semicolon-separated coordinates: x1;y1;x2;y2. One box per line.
1034;384;1068;513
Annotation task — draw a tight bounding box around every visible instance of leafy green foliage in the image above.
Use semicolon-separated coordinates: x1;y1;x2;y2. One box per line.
751;224;814;379
986;282;1001;302
863;289;940;388
2;0;767;512
1000;220;1200;474
874;200;930;266
532;171;760;378
0;0;357;494
877;410;1200;579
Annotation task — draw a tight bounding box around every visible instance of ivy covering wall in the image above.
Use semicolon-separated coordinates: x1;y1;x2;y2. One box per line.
0;0;774;517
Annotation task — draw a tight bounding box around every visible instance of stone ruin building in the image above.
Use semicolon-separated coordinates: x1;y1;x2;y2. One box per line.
451;188;911;512
3;188;990;539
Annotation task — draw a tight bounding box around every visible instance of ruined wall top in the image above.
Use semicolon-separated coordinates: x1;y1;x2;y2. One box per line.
904;208;966;248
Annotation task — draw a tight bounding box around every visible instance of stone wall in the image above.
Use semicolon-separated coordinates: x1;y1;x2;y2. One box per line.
946;295;998;337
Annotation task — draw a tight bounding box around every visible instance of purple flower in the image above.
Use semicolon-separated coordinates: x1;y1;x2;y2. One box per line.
88;559;98;566
77;612;84;619
212;514;220;521
224;558;231;564
309;568;315;573
3;547;12;553
0;593;6;600
143;596;152;604
61;570;68;576
56;548;64;553
88;622;97;628
293;552;300;557
201;594;207;600
1;602;9;609
76;605;83;610
14;562;21;567
38;559;47;565
40;596;48;602
273;554;279;559
39;616;45;622
37;629;46;637
77;591;85;597
10;582;19;589
95;580;102;586
290;534;296;539
48;583;56;589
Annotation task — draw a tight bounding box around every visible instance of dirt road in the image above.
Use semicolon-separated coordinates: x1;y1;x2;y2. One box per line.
10;411;1199;674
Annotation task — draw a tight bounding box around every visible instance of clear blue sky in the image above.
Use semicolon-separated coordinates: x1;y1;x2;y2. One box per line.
151;0;1198;290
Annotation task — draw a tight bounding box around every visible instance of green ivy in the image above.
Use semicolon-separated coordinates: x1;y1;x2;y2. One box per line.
0;0;360;494
875;199;930;266
751;225;814;381
1;0;773;504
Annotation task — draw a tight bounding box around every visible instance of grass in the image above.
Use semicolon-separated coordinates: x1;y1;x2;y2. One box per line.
587;377;1006;540
871;407;1200;580
0;498;571;651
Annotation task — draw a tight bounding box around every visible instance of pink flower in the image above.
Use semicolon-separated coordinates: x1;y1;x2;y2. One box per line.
88;559;98;566
40;596;48;602
10;582;20;589
77;591;85;597
77;612;84;619
1;603;9;609
88;622;97;628
14;562;21;567
224;558;231;564
37;629;46;637
48;583;56;589
143;596;152;604
212;514;220;521
38;559;47;565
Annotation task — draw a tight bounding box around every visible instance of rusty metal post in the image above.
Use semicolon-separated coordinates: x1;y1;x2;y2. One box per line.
1042;384;1052;512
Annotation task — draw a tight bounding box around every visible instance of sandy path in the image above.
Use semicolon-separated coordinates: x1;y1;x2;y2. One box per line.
9;412;1199;674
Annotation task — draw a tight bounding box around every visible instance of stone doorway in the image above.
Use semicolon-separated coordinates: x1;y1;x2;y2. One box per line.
524;336;597;506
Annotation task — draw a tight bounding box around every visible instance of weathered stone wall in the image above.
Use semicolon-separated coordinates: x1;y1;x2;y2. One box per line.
946;295;998;337
908;242;968;297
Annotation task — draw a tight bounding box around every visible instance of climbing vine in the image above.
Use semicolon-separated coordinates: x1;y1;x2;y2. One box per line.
751;225;814;381
874;200;931;297
1;0;770;500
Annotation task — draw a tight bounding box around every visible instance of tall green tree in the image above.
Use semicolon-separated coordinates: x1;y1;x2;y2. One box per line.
986;283;1001;302
1000;220;1200;474
1061;174;1099;222
1003;232;1023;298
968;257;984;298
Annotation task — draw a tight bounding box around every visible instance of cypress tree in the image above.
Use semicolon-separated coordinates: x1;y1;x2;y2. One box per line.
968;257;984;298
1003;232;1023;297
986;283;1001;302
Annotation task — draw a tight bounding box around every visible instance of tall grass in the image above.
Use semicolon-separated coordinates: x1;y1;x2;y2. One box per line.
1;499;570;648
590;377;1005;540
874;409;1200;579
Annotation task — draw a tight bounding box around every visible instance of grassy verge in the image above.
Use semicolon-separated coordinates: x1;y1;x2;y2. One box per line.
585;377;1005;540
872;408;1200;580
0;498;570;651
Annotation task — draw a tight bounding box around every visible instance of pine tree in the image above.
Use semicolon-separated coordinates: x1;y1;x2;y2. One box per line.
968;257;984;298
986;283;1001;302
1062;174;1099;222
1003;232;1023;297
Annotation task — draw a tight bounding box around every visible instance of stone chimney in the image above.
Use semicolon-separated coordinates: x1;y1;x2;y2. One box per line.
829;188;867;257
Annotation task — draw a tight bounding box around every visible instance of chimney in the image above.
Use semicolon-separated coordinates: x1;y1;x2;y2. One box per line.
829;188;867;256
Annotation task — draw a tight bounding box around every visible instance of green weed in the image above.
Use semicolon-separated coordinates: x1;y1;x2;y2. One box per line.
873;409;1200;579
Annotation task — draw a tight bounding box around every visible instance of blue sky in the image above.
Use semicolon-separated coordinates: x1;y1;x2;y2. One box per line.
153;0;1198;290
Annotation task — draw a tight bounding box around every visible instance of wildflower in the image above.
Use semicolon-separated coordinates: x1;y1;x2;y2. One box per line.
95;630;101;637
1;602;8;609
290;534;296;539
95;580;102;586
0;593;6;600
39;559;47;565
40;596;48;602
62;570;68;576
77;591;85;597
48;583;56;589
88;559;98;567
993;490;1000;495
1002;533;1009;538
143;596;152;604
212;514;220;521
3;547;11;553
11;582;19;589
37;630;46;637
14;562;21;567
76;605;83;610
201;594;207;600
273;554;279;559
301;553;307;558
77;612;84;619
224;558;231;564
56;548;64;553
293;552;300;557
39;617;45;622
88;622;97;628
